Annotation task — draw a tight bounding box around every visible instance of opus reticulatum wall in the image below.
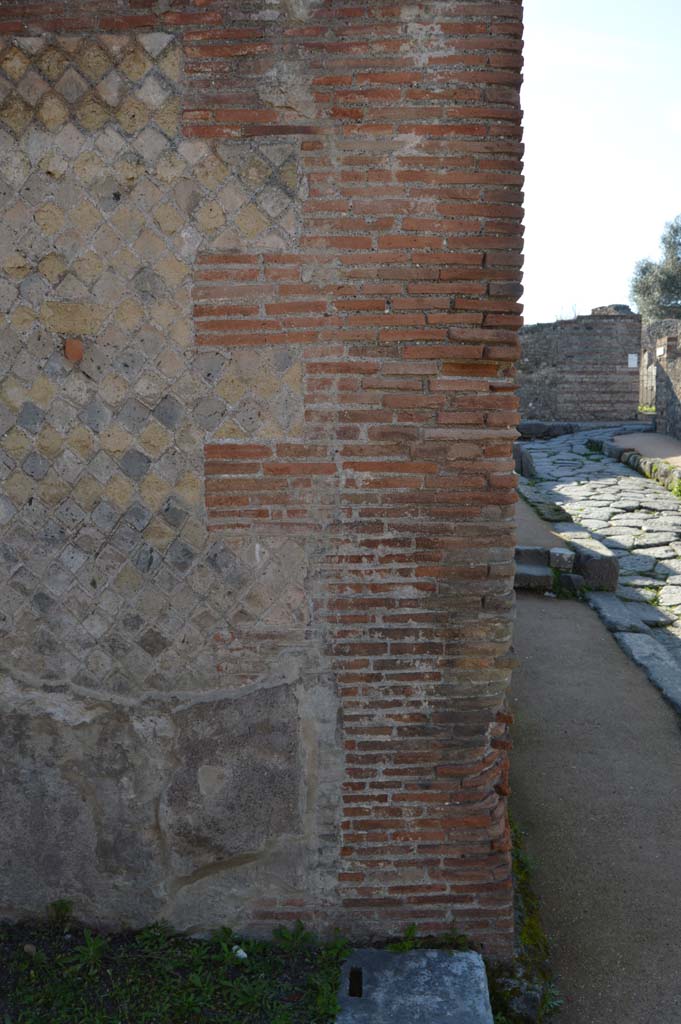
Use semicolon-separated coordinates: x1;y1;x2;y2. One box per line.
0;0;523;958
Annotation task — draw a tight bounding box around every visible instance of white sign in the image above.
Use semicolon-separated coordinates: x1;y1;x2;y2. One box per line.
628;353;639;369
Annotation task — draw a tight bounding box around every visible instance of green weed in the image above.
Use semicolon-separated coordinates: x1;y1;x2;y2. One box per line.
0;919;349;1024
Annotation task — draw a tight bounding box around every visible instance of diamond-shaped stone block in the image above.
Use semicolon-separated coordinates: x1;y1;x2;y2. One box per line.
76;42;112;83
0;96;32;134
37;93;69;131
55;67;89;103
1;46;31;81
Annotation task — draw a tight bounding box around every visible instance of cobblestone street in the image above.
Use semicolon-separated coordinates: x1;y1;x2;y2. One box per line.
519;425;681;673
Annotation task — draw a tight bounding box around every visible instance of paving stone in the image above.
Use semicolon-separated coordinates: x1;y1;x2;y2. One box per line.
658;586;681;609
587;593;651;635
654;560;681;578
618;554;657;574
636;604;677;627
617;584;658;603
634;533;681;549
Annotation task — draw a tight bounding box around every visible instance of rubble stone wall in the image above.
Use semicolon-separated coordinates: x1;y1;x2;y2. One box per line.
0;0;523;958
656;335;681;441
640;319;681;411
518;309;642;422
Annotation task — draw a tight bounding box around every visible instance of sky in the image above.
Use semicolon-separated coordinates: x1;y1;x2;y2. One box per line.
522;0;681;325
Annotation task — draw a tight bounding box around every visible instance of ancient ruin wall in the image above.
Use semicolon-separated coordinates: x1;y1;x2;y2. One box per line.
518;308;642;422
640;319;681;408
655;333;681;440
0;0;523;957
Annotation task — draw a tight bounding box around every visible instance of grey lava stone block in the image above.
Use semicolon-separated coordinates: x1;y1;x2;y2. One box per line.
550;547;575;571
336;950;493;1024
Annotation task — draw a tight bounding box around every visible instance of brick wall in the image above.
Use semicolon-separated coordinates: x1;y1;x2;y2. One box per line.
0;0;523;958
518;306;642;422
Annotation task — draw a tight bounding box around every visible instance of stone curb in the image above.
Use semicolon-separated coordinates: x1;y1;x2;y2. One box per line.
588;438;681;500
517;419;651;441
613;632;681;714
587;592;652;635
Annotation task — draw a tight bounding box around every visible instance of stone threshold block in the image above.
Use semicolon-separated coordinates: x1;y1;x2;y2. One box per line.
336;950;493;1024
514;564;554;592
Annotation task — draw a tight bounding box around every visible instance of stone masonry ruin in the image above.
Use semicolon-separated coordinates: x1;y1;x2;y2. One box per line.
518;305;642;423
0;1;523;958
652;330;681;441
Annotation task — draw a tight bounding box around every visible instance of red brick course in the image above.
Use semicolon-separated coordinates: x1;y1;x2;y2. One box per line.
194;1;522;958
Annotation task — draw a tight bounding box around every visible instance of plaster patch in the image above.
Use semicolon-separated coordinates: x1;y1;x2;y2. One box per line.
282;0;320;21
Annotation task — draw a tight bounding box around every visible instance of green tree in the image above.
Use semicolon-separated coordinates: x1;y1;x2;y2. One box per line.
631;216;681;321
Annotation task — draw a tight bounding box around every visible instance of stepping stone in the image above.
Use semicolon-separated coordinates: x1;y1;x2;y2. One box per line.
336;950;493;1024
515;546;549;566
550;547;575;571
515;564;553;592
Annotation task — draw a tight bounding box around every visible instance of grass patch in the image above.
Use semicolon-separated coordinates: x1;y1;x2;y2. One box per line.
385;922;472;954
0;919;349;1024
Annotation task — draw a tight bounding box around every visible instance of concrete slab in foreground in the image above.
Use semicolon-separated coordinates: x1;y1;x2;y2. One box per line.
335;950;493;1024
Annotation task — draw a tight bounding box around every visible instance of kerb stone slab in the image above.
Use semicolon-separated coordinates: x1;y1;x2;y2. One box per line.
614;633;681;713
336;950;493;1024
